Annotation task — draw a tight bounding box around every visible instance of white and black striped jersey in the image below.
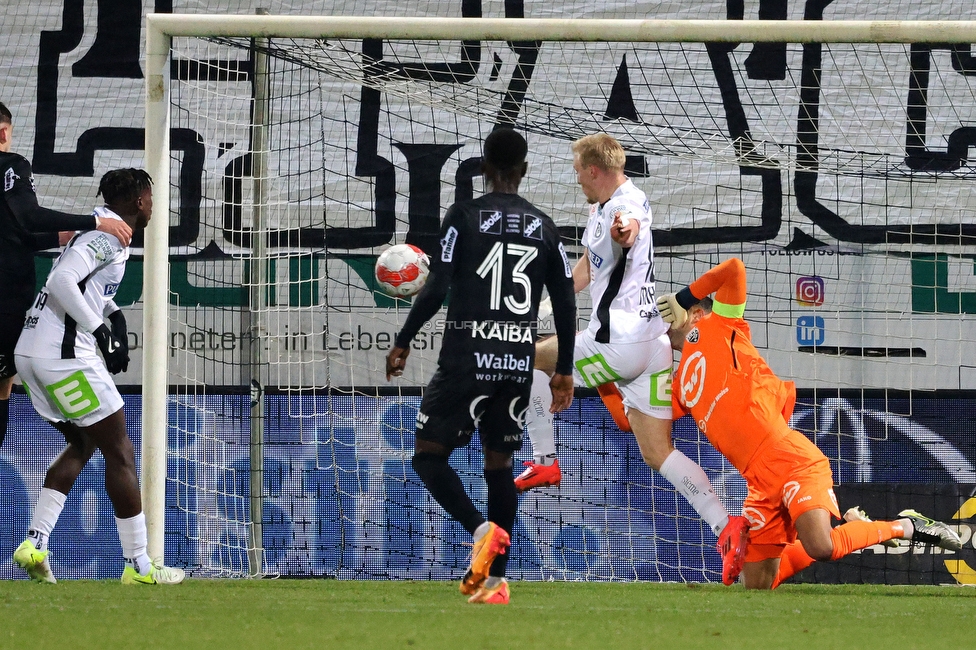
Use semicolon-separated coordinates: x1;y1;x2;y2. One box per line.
16;207;127;360
395;191;576;379
580;179;667;344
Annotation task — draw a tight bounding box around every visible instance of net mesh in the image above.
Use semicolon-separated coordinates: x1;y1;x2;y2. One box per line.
162;33;976;577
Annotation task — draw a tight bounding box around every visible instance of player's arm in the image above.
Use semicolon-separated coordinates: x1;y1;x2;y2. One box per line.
47;240;128;373
2;157;132;245
609;206;639;248
392;262;450;345
104;298;127;342
572;250;590;293
387;268;449;379
29;232;60;251
658;257;748;327
47;247;105;335
685;257;747;312
103;299;130;373
545;236;577;413
388;211;458;380
539;247;588;318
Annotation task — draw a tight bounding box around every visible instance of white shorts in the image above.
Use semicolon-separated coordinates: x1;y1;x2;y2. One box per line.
572;330;673;419
15;354;124;428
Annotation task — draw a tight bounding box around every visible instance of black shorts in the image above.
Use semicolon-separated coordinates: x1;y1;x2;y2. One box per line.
0;312;25;379
416;368;530;454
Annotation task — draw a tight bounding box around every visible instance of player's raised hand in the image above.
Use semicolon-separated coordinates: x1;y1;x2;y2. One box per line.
610;211;638;248
549;372;573;413
386;346;410;381
96;217;133;247
656;293;688;328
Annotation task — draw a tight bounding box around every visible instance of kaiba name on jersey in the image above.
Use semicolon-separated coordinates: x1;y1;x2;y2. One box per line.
474;352;531;372
470;320;533;343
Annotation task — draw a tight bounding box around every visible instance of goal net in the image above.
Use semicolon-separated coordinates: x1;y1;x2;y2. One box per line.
145;16;976;579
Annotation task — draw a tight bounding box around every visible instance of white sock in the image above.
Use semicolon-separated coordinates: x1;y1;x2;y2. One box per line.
27;488;67;552
115;512;153;575
525;369;556;463
473;521;491;542
897;518;914;538
483;576;506;588
659;449;730;536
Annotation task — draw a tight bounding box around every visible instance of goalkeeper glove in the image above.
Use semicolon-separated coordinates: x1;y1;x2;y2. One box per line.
537;296;553;320
655;293;688;328
94;323;129;374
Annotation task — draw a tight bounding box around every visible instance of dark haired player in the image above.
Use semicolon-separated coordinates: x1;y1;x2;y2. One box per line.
0;101;131;449
386;128;576;604
13;169;184;585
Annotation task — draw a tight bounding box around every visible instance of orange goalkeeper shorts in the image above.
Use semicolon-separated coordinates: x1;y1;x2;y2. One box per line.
740;433;841;562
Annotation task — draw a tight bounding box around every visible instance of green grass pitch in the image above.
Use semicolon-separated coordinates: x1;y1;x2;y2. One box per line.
1;579;973;649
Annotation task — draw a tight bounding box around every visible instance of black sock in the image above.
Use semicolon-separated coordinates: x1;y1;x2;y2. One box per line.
485;466;518;577
0;397;8;449
411;452;484;535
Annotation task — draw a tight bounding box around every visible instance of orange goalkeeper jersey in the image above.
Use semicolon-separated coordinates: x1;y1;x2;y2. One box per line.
671;258;801;475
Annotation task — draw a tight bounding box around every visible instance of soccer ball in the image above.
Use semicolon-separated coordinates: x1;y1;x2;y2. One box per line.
374;243;430;297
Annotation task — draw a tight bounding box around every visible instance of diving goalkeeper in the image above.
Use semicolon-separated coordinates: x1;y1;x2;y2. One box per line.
658;257;961;588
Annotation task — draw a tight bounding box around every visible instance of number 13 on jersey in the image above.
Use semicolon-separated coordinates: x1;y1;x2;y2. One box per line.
475;241;538;315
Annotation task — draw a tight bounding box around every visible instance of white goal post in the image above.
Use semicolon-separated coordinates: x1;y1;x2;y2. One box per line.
142;15;976;569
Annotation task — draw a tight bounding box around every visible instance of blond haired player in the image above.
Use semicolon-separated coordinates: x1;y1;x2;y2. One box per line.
523;132;749;585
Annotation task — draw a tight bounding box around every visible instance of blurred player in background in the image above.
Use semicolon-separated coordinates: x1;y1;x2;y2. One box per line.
522;133;749;585
0;101;131;449
12;168;184;585
386;128;576;604
658;257;962;588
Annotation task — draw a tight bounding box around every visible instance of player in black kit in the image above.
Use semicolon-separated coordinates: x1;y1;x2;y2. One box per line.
0;101;131;447
386;128;576;604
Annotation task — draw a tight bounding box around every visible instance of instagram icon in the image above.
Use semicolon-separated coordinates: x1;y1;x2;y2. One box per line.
796;276;825;306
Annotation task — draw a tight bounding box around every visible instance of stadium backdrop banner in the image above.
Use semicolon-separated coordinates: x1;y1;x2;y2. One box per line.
1;0;975;389
1;393;974;582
